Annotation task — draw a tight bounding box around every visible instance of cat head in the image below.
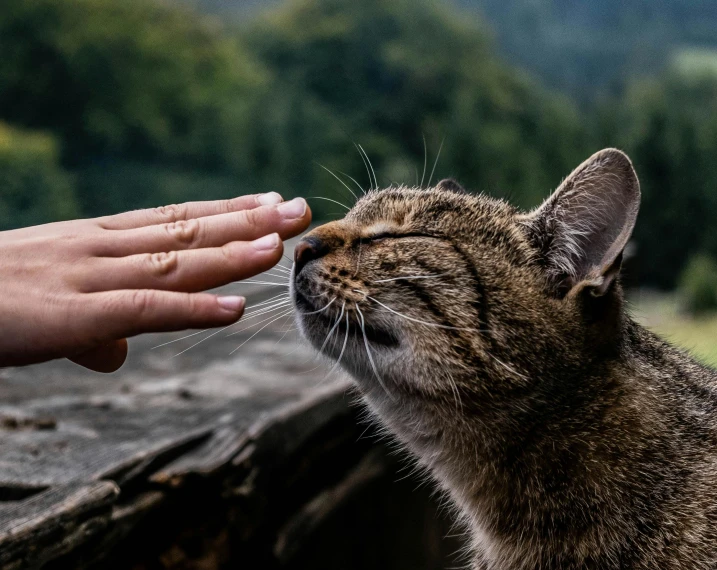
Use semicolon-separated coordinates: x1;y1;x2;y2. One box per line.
291;149;640;411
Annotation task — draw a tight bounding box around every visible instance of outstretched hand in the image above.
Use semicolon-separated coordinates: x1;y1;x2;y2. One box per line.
0;193;310;373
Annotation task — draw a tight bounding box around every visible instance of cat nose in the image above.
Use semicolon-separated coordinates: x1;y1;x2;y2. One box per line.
294;236;329;273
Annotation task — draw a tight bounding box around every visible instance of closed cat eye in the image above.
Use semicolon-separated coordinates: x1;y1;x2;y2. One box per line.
367;232;435;243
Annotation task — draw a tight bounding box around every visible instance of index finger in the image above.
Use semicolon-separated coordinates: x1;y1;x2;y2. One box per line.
97;192;284;230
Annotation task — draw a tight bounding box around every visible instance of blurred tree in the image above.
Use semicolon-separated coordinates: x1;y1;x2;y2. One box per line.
0;122;78;229
453;0;717;103
679;254;717;315
0;0;265;170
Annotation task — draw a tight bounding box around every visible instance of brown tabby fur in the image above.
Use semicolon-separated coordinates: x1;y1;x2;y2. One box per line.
291;148;717;569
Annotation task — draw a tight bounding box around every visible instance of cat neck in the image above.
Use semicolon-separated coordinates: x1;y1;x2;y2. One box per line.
369;316;714;568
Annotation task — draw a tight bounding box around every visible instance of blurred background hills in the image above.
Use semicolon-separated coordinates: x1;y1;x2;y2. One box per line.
4;0;717;303
189;0;717;103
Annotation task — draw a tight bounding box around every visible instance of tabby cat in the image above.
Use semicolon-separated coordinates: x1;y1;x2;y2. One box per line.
291;148;717;569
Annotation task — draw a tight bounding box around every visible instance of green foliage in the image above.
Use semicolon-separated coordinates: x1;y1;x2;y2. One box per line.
678;254;717;315
0;123;78;229
672;48;717;79
453;0;717;102
75;162;255;216
0;0;265;170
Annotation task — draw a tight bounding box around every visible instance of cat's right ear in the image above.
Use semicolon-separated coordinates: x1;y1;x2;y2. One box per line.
518;148;640;298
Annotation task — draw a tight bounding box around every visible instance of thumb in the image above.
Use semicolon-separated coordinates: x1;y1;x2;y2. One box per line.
68;338;129;373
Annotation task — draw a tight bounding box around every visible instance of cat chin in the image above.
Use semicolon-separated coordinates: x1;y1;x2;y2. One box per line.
293;293;401;356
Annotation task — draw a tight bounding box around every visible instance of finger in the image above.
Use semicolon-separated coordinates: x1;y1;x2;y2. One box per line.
97;192;284;230
87;291;246;340
68;338;128;373
81;234;285;293
98;198;310;257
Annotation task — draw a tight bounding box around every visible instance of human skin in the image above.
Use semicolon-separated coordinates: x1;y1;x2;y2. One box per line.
0;192;310;373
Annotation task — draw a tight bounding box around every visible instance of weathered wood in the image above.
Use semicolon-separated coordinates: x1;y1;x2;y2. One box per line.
273;448;387;563
0;481;119;568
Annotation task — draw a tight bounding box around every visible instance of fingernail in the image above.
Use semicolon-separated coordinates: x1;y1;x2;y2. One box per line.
252;233;280;251
258;192;283;206
217;296;245;313
277;197;307;219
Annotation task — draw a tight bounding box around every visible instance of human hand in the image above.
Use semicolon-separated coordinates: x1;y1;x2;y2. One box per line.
0;193;310;372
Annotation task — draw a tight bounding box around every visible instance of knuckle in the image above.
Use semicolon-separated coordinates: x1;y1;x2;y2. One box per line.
221;241;243;261
165;219;200;246
185;293;202;315
129;289;154;316
222;198;237;214
146;251;179;277
153;204;187;223
242;207;262;227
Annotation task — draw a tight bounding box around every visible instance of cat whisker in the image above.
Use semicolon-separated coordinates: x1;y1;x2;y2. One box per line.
316;162;359;203
338;170;366;196
318;301;346;355
491;354;529;381
296;357;334;376
279;338;305;360
229;308;295;355
447;372;463;413
307;196;351;211
420;134;427;188
171;322;236;357
244;292;290;309
226;302;293;335
259;266;289;283
230;280;290;287
152;328;209;349
261;271;291;280
241;301;292;321
366;296;485;333
372;274;449;283
165;294;290;355
325;310;351;378
358;144;378;190
356;304;395;400
157;293;289;356
355;142;375;190
427;136;445;188
268;313;296;352
352;288;368;300
242;299;290;318
302;290;331;299
245;292;290;310
295;296;337;316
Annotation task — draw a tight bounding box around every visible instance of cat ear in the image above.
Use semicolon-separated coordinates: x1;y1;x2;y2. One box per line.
520;148;640;297
436;178;467;194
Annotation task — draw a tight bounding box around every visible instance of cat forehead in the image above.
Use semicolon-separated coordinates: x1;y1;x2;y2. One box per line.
345;185;515;233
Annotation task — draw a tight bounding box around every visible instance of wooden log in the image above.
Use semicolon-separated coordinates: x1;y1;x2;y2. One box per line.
0;481;119;569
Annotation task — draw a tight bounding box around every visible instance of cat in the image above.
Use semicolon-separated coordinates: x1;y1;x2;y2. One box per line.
291;148;717;569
